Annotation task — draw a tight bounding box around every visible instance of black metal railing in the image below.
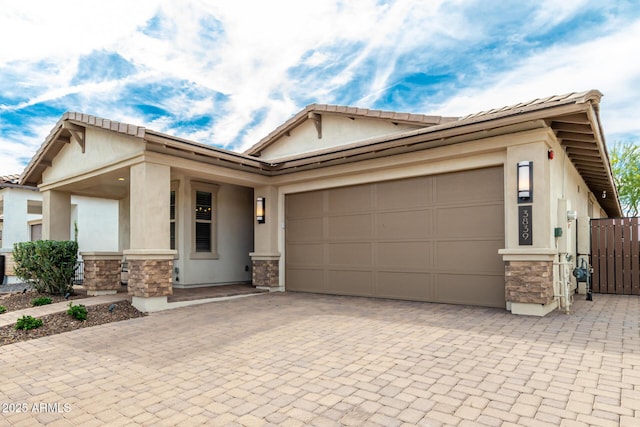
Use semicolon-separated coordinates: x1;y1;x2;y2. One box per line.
73;261;84;285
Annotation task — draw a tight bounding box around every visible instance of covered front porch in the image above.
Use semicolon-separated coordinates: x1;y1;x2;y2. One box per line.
19;113;281;312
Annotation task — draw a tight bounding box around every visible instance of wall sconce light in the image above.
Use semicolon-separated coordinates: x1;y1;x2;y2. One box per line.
517;161;533;203
256;197;266;223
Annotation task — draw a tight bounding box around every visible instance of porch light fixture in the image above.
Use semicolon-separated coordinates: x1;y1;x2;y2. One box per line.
517;161;533;203
256;197;265;223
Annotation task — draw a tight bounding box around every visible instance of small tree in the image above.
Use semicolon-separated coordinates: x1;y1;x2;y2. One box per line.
13;240;79;295
610;141;640;217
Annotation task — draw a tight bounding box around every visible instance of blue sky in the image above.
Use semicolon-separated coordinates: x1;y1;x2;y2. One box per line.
1;0;639;176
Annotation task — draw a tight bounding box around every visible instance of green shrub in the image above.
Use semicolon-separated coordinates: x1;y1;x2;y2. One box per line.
67;302;87;321
31;296;53;306
13;240;79;295
0;306;6;314
15;315;43;330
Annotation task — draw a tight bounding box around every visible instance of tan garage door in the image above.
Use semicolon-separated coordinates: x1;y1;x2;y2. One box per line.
285;166;505;307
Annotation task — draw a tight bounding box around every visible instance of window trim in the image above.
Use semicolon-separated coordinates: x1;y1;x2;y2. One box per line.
28;220;43;242
190;181;219;259
170;181;179;256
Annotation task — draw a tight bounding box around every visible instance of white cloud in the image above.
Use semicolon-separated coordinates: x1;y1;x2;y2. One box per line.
430;17;640;139
1;0;639;175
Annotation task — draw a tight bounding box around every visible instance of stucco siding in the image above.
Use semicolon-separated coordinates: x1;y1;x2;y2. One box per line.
43;127;143;183
259;115;424;160
0;188;38;249
72;196;119;253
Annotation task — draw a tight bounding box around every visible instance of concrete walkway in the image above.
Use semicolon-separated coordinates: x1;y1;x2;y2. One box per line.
0;294;128;327
0;292;639;426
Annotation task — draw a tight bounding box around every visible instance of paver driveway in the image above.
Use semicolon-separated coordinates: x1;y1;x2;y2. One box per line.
1;293;639;426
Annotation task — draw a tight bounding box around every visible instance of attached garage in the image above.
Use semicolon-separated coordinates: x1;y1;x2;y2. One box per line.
285;166;506;308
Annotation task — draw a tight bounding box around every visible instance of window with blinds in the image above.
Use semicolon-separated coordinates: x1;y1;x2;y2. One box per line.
195;191;212;252
191;182;219;259
170;190;176;250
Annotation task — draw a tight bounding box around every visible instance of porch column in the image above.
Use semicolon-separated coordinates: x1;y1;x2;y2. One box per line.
250;185;280;290
118;194;130;252
123;162;176;312
81;252;123;295
42;190;71;241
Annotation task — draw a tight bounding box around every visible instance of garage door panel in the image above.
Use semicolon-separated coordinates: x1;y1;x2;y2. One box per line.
328;243;372;266
376;177;432;209
436;240;505;273
326;270;372;295
436;204;504;238
328;185;372;213
287;218;324;241
287;268;325;292
435;168;504;204
376;272;432;300
286;191;324;217
328;214;372;239
375;210;432;239
287;243;324;266
436;274;504;308
376;242;432;269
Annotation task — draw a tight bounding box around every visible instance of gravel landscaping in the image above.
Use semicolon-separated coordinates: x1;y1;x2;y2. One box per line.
0;288;145;347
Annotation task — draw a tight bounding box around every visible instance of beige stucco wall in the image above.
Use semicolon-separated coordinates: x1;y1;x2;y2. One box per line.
259;115;424;160
43;127;143;184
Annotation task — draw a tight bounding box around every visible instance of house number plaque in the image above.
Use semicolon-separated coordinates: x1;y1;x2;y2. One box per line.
519;205;532;245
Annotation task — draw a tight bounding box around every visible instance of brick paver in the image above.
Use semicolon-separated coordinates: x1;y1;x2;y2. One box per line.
0;293;639;425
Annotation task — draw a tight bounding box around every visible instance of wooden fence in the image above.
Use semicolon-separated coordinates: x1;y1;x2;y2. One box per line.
590;217;640;295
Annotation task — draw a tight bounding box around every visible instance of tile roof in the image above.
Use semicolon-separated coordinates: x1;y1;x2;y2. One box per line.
18;89;621;217
0;174;20;185
458;90;599;122
244;103;459;156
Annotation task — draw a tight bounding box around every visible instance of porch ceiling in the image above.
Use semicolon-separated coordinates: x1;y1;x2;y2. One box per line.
51;167;130;199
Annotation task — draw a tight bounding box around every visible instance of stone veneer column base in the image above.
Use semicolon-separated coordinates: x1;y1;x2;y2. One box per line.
81;252;123;296
499;249;558;317
123;250;176;302
250;252;280;290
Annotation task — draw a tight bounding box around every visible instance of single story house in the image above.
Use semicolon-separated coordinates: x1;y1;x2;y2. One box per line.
19;90;620;315
0;174;119;284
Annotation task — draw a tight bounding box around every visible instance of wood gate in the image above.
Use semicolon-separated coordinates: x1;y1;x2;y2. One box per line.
590;217;640;294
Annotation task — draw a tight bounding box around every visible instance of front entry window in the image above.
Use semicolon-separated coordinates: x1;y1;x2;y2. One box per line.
170;190;176;250
195;191;212;252
191;182;219;259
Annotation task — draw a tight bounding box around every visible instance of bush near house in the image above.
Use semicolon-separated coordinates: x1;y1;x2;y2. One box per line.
15;315;44;331
31;296;53;306
67;302;88;321
13;240;79;296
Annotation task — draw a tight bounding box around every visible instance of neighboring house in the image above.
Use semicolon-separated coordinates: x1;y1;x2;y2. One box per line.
0;174;119;284
19;90;620;315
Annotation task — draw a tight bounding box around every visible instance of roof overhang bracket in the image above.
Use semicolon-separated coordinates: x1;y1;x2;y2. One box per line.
63;122;86;153
308;112;322;139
